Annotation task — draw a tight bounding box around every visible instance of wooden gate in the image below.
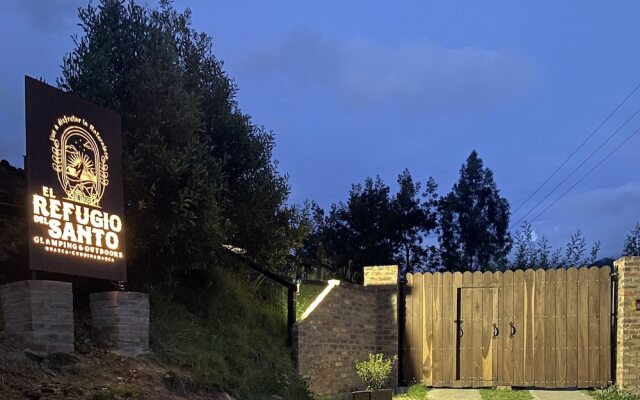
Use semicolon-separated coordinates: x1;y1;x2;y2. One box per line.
403;267;612;388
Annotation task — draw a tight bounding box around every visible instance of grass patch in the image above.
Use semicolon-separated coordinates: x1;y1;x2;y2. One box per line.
587;386;640;400
88;387;139;400
150;267;312;400
394;384;429;399
479;388;533;400
296;282;326;319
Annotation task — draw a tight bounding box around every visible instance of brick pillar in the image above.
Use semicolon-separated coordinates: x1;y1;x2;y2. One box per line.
364;265;399;388
615;256;640;391
0;280;74;353
90;291;149;356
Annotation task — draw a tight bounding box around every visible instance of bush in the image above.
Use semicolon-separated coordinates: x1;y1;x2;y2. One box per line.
151;268;313;400
405;384;428;398
355;353;397;391
590;386;640;400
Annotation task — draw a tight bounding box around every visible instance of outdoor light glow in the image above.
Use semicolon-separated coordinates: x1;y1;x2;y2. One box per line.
299;279;341;321
31;186;124;262
28;114;124;263
50;115;109;207
25;79;127;280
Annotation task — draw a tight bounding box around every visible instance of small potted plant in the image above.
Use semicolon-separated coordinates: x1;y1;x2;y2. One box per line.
353;353;397;400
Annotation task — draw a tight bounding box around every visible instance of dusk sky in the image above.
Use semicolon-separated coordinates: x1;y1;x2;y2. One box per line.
1;1;640;257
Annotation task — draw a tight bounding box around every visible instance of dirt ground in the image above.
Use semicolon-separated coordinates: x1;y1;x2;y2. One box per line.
0;325;233;400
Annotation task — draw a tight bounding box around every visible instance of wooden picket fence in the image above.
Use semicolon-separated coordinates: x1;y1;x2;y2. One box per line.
403;266;612;388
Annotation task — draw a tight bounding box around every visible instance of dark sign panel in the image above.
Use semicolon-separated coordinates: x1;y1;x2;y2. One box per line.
25;76;126;281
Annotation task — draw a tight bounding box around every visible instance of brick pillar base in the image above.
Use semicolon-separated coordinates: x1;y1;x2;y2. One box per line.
0;280;74;353
90;291;149;356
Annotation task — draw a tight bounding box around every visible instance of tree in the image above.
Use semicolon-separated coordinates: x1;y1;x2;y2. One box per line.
588;240;601;265
339;176;396;280
511;229;602;270
298;176;396;282
564;230;586;267
391;170;438;273
438;151;512;271
535;236;552;269
550;248;563;268
59;0;297;288
512;221;535;269
290;201;341;280
0;161;27;279
299;172;441;280
422;177;442;271
623;223;640;256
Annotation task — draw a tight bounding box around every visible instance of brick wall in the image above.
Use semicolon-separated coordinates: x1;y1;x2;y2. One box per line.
295;265;398;399
0;280;74;353
90;291;149;356
615;256;640;391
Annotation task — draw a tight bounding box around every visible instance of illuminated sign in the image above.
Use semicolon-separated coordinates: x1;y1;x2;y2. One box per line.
25;77;126;281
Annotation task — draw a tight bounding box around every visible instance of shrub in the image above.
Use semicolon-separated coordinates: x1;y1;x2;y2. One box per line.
355;353;398;391
591;386;640;400
150;268;313;400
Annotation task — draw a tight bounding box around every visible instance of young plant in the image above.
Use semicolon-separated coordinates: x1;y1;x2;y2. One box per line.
355;353;398;391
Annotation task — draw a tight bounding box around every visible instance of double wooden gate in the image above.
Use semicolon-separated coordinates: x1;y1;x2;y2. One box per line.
403;267;612;388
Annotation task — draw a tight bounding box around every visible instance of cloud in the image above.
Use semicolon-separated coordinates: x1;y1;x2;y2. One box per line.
531;182;640;257
243;28;540;115
3;0;85;33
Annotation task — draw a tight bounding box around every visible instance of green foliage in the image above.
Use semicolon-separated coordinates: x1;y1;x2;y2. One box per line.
300;170;438;281
354;353;398;391
296;283;326;319
509;223;601;269
392;170;438;274
512;222;536;269
150;268;312;400
59;0;220;288
88;387;139;400
302;152;517;276
58;0;299;289
565;229;587;267
0;216;26;264
439;150;511;271
588;386;640;400
393;384;429;399
301;176;395;281
479;388;533;400
623;223;640;256
0;161;27;280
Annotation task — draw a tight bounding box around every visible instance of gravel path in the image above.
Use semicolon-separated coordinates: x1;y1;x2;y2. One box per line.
530;390;592;400
428;389;482;400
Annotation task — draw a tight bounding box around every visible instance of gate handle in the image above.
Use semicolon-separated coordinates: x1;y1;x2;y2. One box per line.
493;323;499;337
455;319;463;338
509;322;516;338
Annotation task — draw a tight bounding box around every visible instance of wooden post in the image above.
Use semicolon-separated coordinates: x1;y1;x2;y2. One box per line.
287;286;296;346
